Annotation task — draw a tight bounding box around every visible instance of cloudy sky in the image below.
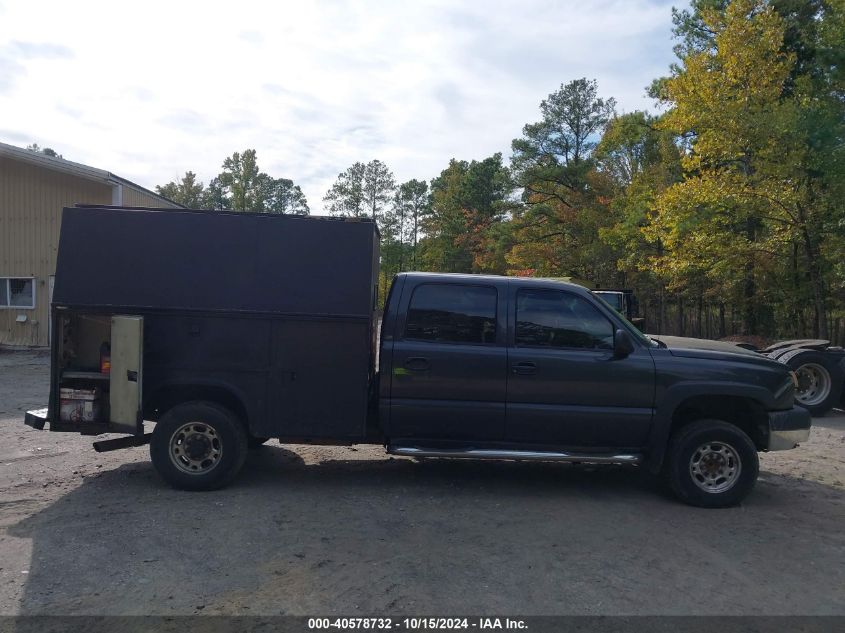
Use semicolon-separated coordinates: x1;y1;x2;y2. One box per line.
0;0;685;212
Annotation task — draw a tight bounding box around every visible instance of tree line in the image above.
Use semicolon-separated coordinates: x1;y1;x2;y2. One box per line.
156;149;309;214
158;0;844;341
319;0;845;341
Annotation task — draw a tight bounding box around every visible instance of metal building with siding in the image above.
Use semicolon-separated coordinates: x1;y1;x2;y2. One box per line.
0;142;182;347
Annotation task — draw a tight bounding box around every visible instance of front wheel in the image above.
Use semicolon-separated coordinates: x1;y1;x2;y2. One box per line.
150;401;248;491
665;420;759;508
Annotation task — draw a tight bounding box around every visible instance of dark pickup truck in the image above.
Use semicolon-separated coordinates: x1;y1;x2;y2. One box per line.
26;205;811;507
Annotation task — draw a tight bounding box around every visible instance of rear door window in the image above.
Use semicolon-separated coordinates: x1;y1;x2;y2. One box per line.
404;284;497;344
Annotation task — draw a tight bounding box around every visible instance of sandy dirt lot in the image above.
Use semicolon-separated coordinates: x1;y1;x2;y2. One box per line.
0;349;843;616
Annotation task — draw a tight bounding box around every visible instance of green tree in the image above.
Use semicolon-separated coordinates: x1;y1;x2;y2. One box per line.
421;154;512;274
218;149;265;212
156;151;308;214
363;160;396;222
389;179;430;270
595;111;683;332
651;0;842;336
324;162;366;217
595;112;664;188
506;79;618;283
261;177;309;215
324;159;396;226
26;143;62;158
511;78;616;206
670;0;832;86
203;177;231;210
156;171;207;208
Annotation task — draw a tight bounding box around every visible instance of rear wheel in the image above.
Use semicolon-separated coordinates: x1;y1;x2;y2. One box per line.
150;401;248;491
666;419;759;508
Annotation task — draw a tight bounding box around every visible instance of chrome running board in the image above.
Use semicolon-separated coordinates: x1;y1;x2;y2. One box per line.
388;446;642;465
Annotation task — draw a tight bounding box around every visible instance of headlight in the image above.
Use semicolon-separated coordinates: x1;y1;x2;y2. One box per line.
789;371;799;389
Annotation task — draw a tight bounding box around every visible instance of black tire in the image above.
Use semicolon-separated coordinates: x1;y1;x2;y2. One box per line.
665;419;759;508
248;436;270;449
150;401;248;491
783;350;843;416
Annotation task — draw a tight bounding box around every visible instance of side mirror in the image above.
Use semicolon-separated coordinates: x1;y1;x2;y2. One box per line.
614;329;635;359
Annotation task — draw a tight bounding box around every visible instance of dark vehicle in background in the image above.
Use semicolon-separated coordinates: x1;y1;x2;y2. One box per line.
593;289;645;331
26;206;811;507
747;339;845;416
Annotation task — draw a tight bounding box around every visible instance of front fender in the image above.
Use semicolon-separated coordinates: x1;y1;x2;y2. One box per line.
645;381;773;473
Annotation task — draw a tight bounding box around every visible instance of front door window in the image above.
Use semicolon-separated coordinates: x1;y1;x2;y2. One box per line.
515;289;614;351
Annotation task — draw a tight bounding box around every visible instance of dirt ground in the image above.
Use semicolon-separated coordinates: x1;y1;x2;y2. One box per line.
0;349;843;616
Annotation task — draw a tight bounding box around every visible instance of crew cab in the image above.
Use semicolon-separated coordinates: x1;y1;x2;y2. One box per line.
25;205;811;507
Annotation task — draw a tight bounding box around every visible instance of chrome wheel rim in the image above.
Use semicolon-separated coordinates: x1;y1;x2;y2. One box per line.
689;441;741;494
169;422;223;475
794;363;831;407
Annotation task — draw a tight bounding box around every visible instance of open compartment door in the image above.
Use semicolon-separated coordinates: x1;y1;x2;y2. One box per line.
110;316;144;434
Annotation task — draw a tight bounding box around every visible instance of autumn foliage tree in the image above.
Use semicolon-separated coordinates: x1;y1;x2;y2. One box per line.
506;79;619;283
651;0;842;336
420;154;512;274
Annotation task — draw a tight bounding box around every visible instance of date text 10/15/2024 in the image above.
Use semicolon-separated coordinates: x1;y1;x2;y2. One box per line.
308;618;528;630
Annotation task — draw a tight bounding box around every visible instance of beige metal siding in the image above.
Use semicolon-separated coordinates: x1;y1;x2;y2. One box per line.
122;186;176;208
0;157;112;346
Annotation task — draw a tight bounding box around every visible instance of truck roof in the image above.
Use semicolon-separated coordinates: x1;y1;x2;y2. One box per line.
397;272;594;295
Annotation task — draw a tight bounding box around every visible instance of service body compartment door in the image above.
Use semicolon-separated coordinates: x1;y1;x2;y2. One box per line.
110;316;144;433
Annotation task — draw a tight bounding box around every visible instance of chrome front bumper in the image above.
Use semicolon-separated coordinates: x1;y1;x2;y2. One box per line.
767;406;812;451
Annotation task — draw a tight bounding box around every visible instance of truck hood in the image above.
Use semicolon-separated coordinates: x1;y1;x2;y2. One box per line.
649;335;768;361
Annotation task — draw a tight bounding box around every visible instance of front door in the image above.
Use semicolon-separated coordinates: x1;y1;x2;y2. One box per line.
506;287;655;448
388;280;507;442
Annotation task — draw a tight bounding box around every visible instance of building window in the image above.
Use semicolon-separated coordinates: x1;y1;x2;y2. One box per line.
0;278;36;309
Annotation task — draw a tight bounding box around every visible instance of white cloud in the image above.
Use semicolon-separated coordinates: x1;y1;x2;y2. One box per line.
0;0;684;211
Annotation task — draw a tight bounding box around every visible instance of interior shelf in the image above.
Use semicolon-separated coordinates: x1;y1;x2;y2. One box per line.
62;371;109;381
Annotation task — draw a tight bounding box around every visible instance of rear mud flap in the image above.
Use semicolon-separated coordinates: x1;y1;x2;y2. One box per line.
24;408;49;430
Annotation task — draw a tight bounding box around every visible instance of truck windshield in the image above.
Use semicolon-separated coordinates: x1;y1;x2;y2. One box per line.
591;291;657;348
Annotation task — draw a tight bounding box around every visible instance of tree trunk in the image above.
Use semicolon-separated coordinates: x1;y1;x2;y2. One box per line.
741;216;758;335
696;294;704;338
677;297;685;337
789;188;828;338
412;212;418;270
800;225;828;339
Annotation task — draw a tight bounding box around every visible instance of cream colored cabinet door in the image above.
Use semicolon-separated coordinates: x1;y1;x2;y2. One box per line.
110;316;144;433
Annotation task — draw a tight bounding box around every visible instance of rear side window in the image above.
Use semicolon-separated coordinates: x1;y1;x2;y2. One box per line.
404;284;497;344
516;289;614;350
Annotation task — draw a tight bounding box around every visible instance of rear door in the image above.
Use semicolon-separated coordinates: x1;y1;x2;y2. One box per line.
387;279;507;442
110;315;144;434
505;287;655;448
